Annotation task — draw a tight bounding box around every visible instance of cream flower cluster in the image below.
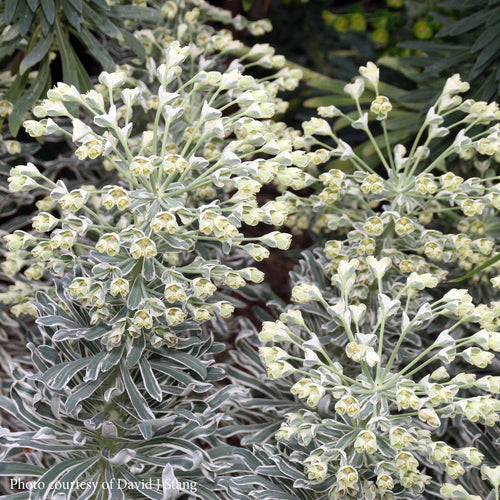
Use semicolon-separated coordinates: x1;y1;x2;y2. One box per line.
283;68;500;287
259;257;500;498
1;46;299;348
246;66;500;500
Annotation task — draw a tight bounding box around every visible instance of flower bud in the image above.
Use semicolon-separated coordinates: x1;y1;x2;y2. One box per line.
32;213;58;233
291;283;323;302
96;233;121;256
359;61;379;88
192;278;217;298
418;407;441;428
389;427;413;449
130;236;157;259
354;430;377;454
337;465;358;487
69;277;90;298
304;455;328;481
462;347;494;368
482;465;500;488
370;95;392;120
335;395;360;417
133;309;154;329
165;308;186;326
110;278;130;297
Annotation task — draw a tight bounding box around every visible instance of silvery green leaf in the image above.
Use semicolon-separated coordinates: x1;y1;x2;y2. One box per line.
62;215;92;234
414;303;433;321
120;360;154;421
435;330;455;348
219;148;240;167
142;256;155;281
93;104;117;127
100;345;125;373
49;180;69;200
161;269;185;283
129;462;145;474
327;300;347;321
162;235;194;251
188;156;209;170
351;112;368;130
303;348;320;367
204;118;225;138
120;227;145;240
261;140;281;155
424;106;443;125
275;151;292;166
51;457;99;499
245;134;266;147
0;394;43;430
222;240;231;255
65;372;110;413
359;401;376;419
201;101;222;121
106;448;136;466
191;70;208;82
203;386;241;412
157;350;208;379
50;395;62;419
126;335;145;368
158;87;179;105
91;262;118;275
377;293;400;317
212;167;229;187
36;314;80;329
33;344;58;364
429;124;450;138
104;380;124;402
435;347;456;363
118;122;133;138
128;277;147;310
73;431;86;445
149;359;208;391
161;464;180;500
332;139;353;160
43;357;90;389
33;427;57;440
28;457;99;500
302;333;322;351
139;357;162;402
471;329;489;348
138;422;151;440
161;104;184;121
53;325;108;342
438;404;455;417
104;465;124;500
119;468;163;499
0;461;45;477
101;421;118;439
356;332;376;345
103;136;118;154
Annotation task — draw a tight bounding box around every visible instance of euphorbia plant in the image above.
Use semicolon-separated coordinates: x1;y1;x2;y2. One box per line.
258;261;499;498
284;65;500;286
225;249;500;499
223;67;500;500
0;25;304;496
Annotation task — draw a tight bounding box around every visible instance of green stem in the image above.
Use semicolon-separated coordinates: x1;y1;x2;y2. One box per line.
355;99;391;175
382;120;395;171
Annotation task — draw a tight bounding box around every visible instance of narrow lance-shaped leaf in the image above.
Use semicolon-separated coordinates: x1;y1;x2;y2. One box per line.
138;357;162;402
19;32;53;75
449;253;500;282
120;360;155;421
